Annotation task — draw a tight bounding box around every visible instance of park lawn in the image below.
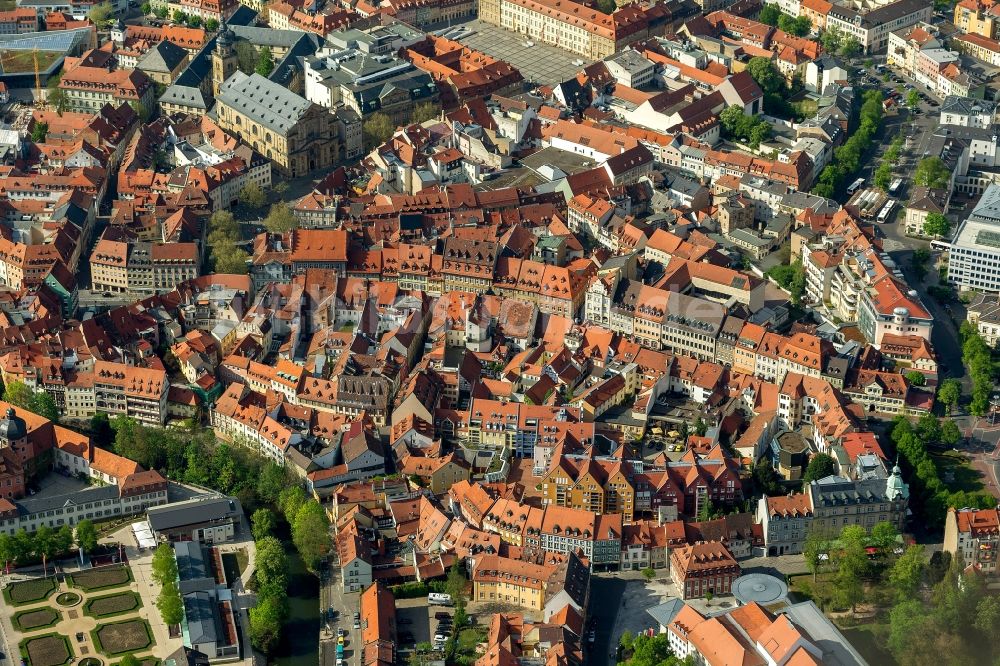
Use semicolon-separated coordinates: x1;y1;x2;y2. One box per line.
931;451;986;494
455;626;488;659
838;621;897;666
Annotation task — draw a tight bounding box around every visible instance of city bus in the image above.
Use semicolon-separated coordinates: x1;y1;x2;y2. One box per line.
888;178;903;196
847;178;866;195
876;200;896;223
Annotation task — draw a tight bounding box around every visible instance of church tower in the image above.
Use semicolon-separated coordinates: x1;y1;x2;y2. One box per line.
212;24;238;98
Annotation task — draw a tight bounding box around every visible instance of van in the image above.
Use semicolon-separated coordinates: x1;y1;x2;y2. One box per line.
428;592;453;606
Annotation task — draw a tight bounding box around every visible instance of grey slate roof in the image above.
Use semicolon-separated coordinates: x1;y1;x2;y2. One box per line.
183;591;220;646
18;484;119;516
217;71;312;136
138;40;188;74
147;495;241;532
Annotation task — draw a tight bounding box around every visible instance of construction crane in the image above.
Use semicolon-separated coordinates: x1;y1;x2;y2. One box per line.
33;47;46;110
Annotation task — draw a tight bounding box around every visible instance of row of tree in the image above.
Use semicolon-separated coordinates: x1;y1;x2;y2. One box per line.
890;414;993;531
960;322;997;417
0;522;98;574
107;416;292;514
812;89;884;198
873;135;904;192
247;510;289;653
275;486;331;573
152;543;184;626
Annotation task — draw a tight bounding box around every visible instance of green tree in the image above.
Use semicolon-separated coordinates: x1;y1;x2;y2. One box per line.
152;543;179;585
906;90;920;110
251;508;276;541
240;182;267;210
154;5;168;18
249;592;287;653
256;46;275;76
254;536;288;597
140;1;151;13
940;419;961;446
0;533;15;572
759;4;781;25
889;599;930;660
90;412;114;447
363;112;394;150
937;379;961;413
752;461;782;496
88;2;114;26
278;486;306;521
3;381;33;410
446;559;466;604
820;26;843;53
75;520;98;553
889;544;925;601
839;36;862;58
923;212;951;238
777;13;810;36
914;157;951;189
54;525;73;557
213;244;250;274
157;580;184;625
236;40;258;74
905;371;927;387
291;500;331;572
874;163;892;191
205;17;219;31
31;391;60;422
765;261;806;305
747;56;785;95
120;655;141;666
834;525;868;612
187;13;201;27
803;528;827;581
256;463;289;504
410;101;439;124
595;0;615;12
803;453;837;482
31;122;48;143
34;526;53;575
870;521;899;550
641;567;656;581
171;8;187;22
263;203;297;233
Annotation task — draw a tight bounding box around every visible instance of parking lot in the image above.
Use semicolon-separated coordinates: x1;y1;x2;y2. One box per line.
451;19;589;84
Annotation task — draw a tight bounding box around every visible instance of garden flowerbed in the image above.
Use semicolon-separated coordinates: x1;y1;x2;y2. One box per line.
69;566;133;592
4;578;57;606
92;620;154;656
84;592;142;619
21;633;72;666
14;608;60;631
